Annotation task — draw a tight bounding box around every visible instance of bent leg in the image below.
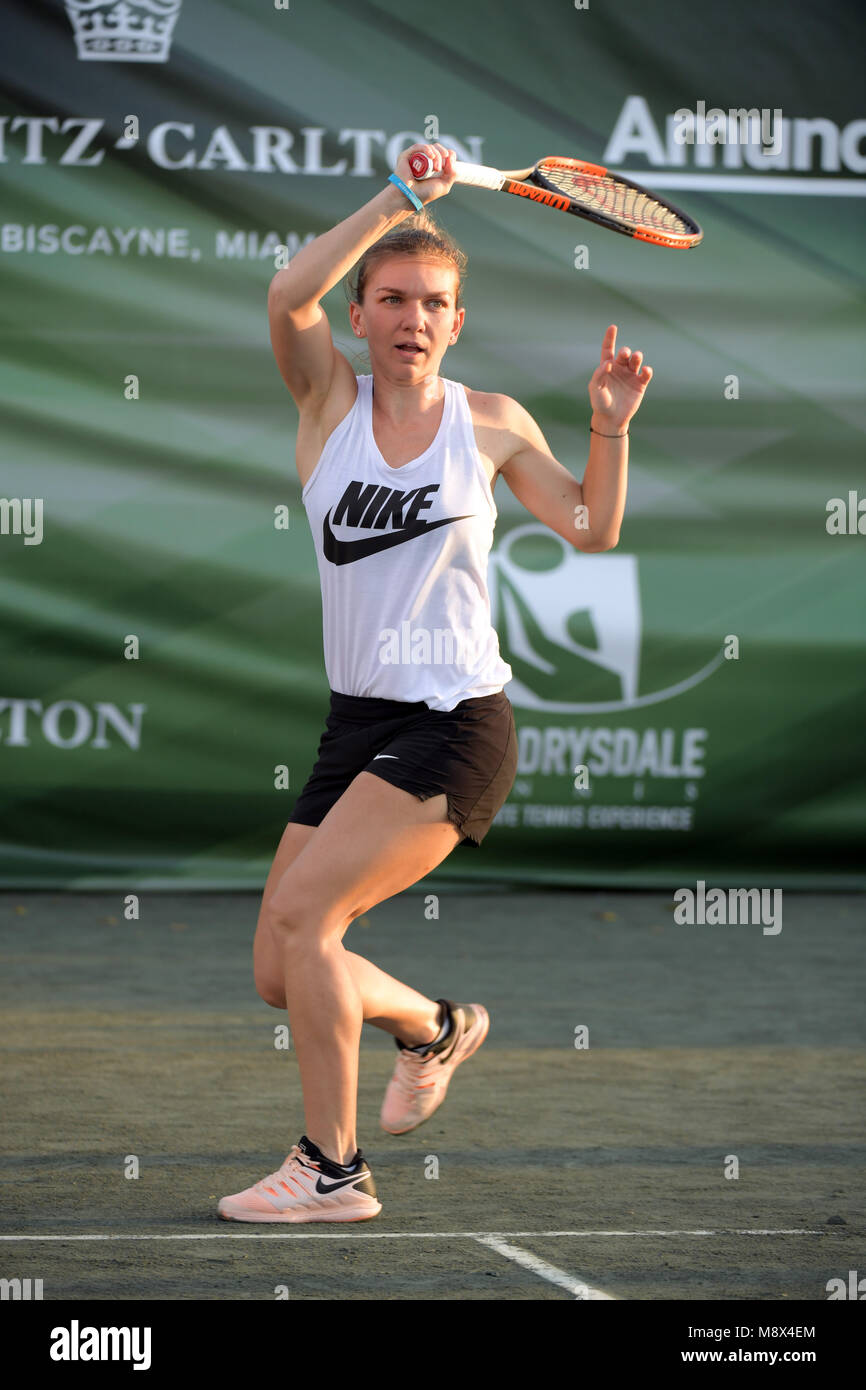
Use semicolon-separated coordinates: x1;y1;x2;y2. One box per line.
342;950;443;1045
254;825;443;1047
263;772;464;1165
252;821;315;1007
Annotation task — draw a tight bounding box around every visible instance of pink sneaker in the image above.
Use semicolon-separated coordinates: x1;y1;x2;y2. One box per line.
217;1136;382;1223
380;1000;490;1136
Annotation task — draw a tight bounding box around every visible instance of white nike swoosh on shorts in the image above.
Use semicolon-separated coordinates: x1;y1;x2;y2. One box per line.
373;754;399;760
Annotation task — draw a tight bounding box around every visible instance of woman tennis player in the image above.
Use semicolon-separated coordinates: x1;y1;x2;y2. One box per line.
218;142;652;1223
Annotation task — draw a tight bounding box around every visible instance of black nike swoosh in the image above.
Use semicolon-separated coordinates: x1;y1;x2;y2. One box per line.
315;1171;370;1194
323;512;474;565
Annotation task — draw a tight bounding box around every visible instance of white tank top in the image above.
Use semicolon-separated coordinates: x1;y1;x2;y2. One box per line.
300;373;513;712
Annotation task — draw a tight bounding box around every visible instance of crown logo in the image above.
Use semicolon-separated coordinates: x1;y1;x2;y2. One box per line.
64;0;183;63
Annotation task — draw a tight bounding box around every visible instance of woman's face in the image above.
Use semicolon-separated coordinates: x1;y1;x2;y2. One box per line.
350;255;464;379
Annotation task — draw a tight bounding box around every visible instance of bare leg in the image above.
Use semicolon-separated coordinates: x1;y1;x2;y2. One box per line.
254;828;445;1047
260;772;464;1165
342;950;442;1046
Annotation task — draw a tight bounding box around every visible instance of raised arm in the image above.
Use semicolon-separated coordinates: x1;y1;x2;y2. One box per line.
498;324;652;552
267;144;458;410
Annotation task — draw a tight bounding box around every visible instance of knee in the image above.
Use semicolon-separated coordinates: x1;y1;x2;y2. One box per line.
253;937;286;1009
251;901;311;1008
265;894;348;950
253;906;293;1008
254;975;286;1010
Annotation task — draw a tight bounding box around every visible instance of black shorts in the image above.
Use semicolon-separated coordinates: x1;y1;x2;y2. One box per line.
286;689;518;848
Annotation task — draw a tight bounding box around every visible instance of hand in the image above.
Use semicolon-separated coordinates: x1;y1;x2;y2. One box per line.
393;142;457;206
588;324;653;434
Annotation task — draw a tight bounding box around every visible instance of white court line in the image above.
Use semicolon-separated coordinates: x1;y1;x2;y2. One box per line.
0;1228;830;1241
475;1235;615;1299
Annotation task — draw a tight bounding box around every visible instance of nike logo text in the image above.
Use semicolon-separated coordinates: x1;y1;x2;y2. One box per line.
322;480;473;565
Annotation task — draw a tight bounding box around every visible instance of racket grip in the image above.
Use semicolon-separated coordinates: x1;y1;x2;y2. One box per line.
407;152;434;178
408;151;504;190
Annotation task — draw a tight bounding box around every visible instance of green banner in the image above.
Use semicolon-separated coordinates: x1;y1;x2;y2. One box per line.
1;0;864;887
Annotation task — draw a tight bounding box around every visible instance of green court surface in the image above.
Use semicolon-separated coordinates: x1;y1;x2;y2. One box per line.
1;888;863;1300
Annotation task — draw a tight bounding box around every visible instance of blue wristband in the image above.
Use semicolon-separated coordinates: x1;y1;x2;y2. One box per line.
388;172;424;212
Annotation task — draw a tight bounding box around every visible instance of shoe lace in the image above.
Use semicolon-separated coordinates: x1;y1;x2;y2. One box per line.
255;1145;318;1195
393;1047;436;1098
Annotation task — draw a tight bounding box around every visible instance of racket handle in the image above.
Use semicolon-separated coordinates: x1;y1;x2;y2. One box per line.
407;151;504;191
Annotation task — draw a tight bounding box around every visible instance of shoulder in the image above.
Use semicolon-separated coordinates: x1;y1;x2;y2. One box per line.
457;385;548;473
450;386;530;478
460;384;521;427
450;383;544;480
461;385;541;441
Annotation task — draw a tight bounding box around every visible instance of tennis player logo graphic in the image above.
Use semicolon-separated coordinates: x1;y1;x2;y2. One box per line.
64;0;183;62
489;524;724;713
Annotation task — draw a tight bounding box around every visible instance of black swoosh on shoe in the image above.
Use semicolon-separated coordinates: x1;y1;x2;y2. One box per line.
315;1171;371;1194
323;512;474;565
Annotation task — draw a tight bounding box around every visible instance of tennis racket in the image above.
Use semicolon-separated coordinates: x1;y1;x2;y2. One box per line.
408;151;702;250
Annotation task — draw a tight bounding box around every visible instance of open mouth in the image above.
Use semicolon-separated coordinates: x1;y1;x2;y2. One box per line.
395;344;425;357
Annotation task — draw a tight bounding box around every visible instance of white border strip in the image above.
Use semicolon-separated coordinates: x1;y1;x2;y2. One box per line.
475;1235;615;1299
616;172;866;195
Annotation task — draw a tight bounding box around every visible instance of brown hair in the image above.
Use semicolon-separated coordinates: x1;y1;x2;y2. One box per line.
345;208;468;311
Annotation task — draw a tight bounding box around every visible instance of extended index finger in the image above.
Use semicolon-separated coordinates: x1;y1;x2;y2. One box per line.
601;324;617;364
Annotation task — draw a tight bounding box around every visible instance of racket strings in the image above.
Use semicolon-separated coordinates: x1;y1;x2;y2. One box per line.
543;167;691;234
